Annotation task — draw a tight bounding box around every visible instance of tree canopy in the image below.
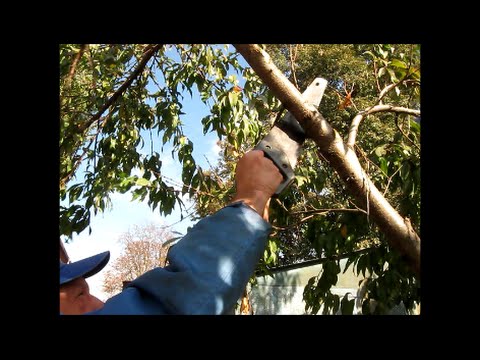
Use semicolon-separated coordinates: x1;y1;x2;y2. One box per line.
102;223;173;296
60;44;420;314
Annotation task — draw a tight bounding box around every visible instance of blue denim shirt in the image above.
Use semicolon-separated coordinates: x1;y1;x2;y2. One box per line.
87;201;271;315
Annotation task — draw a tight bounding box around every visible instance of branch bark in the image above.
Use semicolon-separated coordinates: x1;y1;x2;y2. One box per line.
395;115;421;151
347;104;420;148
291;207;367;216
61;44;163;155
82;44;163;133
234;44;420;275
65;44;87;90
289;44;299;89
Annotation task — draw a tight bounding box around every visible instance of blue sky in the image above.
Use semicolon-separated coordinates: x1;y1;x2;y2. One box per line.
62;45;247;300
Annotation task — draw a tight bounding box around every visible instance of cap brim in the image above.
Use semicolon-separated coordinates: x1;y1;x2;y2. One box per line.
60;251;110;285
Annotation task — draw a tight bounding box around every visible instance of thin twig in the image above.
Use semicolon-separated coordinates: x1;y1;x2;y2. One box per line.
155;172;219;198
60;138;94;190
272;207;368;232
355;144;387;178
364;173;370;221
383;163;404;196
65;44;87;90
291;208;368;216
407;44;415;74
272;214;315;231
376;79;416;105
60;113;111;188
348;199;365;213
372;60;382;94
275;198;290;213
289;44;299;90
395;115;421;151
203;155;224;185
316;148;329;164
88;45;96;91
162;203;197;229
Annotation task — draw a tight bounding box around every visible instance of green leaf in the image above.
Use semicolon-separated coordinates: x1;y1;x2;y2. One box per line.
357;255;368;277
390;59;408;69
362;299;371;315
374;145;387;157
136;178;150;186
341;293;354;315
363;51;376;59
379;48;388;59
296;175;308;187
379;157;389;175
343;255;357;274
387;68;398;82
399;162;411;182
228;91;238;107
378;67;386;78
410;118;421;132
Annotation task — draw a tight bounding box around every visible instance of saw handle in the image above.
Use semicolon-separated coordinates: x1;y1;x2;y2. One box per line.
254;141;295;196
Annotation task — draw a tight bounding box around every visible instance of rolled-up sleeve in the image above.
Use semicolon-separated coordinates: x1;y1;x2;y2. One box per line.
89;201;271;315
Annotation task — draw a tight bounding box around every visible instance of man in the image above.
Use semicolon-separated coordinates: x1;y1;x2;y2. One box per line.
60;150;283;315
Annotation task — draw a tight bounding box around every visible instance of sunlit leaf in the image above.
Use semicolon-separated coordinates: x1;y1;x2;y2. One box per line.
136;178;150;186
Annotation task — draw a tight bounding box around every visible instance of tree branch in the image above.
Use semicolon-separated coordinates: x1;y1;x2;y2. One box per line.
346;113;365;148
60;112;112;189
272;214;316;231
273;208;367;232
395;115;421;151
372;61;382;93
366;104;420;117
74;44;163;138
347;104;420;148
234;44;420;275
376;79;417;105
377;82;397;104
289;44;299;90
383;163;403;196
291;207;368;216
65;44;87;90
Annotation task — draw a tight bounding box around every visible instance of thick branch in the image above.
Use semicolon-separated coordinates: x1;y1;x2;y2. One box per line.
347;104;420;148
347;113;365;148
366;104;420;117
234;44;420;275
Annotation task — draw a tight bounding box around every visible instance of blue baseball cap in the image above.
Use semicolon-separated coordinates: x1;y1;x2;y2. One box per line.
60;251;110;286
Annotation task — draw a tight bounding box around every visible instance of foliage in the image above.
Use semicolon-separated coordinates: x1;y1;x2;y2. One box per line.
102;223;173;296
60;44;250;238
264;44;421;314
60;43;420;315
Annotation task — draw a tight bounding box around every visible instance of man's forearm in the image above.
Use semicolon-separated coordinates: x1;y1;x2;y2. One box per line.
162;201;271;314
231;191;271;221
94;201;271;315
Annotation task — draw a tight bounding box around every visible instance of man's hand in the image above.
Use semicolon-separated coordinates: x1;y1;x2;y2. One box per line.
231;150;283;221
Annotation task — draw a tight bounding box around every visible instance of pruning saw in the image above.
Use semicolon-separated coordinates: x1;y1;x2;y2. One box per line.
254;77;328;195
